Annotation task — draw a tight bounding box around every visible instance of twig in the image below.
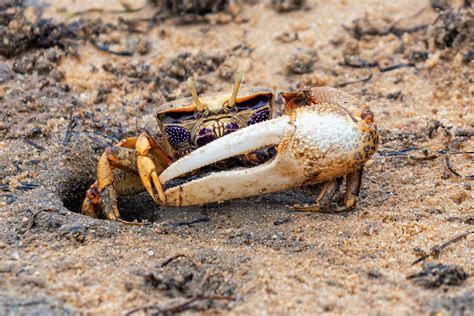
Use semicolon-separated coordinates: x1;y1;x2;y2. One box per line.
24;139;45;151
335;74;373;88
167;216;210;227
124;295;234;316
63;104;78;146
67;2;146;18
341;58;416;73
16;182;40;191
412;230;474;265
378;147;438;160
160;254;190;267
91;40;134;57
444;149;474;179
117;218;151;226
379;63;416;72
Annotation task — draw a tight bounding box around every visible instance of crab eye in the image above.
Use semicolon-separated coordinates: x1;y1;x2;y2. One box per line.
236;94;271;111
164;126;191;149
248;109;270;125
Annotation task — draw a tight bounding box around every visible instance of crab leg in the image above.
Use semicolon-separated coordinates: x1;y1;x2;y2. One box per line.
159;107;365;207
82;144;142;220
82;132;172;220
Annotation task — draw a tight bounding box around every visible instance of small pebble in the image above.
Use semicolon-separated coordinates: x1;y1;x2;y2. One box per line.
0;63;12;83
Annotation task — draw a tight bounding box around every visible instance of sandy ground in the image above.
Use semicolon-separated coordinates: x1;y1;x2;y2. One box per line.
0;0;473;315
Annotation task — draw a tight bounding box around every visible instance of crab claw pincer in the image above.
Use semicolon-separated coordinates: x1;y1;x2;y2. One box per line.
158;87;378;208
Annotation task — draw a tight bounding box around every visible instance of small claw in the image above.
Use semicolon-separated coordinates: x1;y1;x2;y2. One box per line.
336;199;356;212
82;182;102;218
151;171;166;203
290;203;322;212
137;156;165;204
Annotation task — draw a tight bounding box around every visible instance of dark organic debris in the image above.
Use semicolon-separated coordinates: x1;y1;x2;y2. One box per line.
379;135;474;179
430;3;474;51
160;254;193;268
147;0;232;28
272;0;306;12
379;147;438;161
287;48;318;75
16;182;40;191
0;5;77;58
24;139;45;151
67;2;146;17
412;230;474;265
63;104;78;146
274;217;291;225
125;295;234;316
341;57;417;73
335;74;373;88
91;40;134;56
166;216;210;227
144;253;235;300
149;0;230;16
407;263;469;288
444;150;474;179
348;5;432;40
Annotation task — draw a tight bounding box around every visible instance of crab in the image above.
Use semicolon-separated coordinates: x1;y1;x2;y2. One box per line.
154;86;379;211
82;74;276;220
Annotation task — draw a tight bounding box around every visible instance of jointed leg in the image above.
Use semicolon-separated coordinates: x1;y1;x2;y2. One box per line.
292;179;340;212
82;144;141;220
83;133;172;220
337;168;363;212
136;132;170;204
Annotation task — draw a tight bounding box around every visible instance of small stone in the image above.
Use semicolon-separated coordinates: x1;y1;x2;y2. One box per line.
147;250;155;257
0;64;12;83
450;191;468;205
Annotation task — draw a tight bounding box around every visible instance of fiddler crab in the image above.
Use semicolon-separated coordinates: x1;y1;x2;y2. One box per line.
82;73;378;222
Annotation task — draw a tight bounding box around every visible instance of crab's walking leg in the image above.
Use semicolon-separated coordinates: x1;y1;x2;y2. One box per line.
82;141;141;220
292;179;340;212
136;132;170;204
337;167;363;211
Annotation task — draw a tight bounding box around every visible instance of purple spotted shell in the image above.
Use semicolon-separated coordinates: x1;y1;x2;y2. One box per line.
248;109;270;125
164;126;190;149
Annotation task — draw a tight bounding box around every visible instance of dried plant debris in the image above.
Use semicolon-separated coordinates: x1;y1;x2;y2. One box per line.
347;2;473;62
407;263;469;288
287;48;318;75
144;252;236;299
272;0;306;12
147;0;235;25
427;293;474;315
149;0;231;16
0;2;77;57
429;3;474;52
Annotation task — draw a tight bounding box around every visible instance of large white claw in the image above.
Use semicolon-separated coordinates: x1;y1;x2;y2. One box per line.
159;116;293;183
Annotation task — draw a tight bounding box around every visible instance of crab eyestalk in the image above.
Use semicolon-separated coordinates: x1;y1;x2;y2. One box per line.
187;77;205;112
227;72;243;108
